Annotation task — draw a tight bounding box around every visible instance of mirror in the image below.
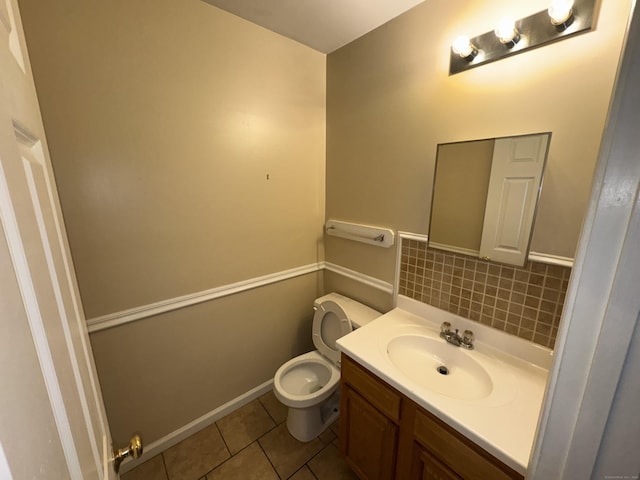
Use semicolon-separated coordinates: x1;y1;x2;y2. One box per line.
428;133;551;267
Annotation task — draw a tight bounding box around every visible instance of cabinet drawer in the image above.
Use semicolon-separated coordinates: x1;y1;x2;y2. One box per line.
341;354;401;422
413;409;524;480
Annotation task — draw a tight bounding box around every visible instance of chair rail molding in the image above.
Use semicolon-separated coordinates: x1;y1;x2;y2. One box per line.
87;261;393;332
87;263;324;333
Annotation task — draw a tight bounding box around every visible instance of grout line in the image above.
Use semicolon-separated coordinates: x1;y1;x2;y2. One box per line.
255;433;281;479
308;466;320;480
303;442;336;478
213;422;232;459
160;453;170;480
255;398;281;437
287;465;313;480
211;440;261;476
127;396;352;480
257;395;279;427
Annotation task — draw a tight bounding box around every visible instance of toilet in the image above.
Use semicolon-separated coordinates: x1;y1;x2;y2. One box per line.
273;292;381;442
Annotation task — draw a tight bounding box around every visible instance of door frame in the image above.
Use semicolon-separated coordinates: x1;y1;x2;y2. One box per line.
528;2;640;478
0;0;114;477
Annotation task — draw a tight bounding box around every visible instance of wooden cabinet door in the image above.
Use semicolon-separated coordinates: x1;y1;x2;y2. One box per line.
340;385;398;480
413;409;524;480
412;446;462;480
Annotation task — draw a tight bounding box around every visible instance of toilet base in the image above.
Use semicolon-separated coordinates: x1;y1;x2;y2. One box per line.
286;389;340;442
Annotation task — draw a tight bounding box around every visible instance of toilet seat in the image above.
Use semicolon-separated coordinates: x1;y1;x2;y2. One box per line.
273;300;352;410
272;294;381;442
312;300;352;366
273;351;340;408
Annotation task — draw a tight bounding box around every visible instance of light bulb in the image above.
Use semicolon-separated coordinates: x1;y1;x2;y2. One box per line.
548;0;575;27
452;36;477;59
495;18;520;45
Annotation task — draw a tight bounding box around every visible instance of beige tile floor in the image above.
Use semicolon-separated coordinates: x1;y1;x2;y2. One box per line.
122;391;358;480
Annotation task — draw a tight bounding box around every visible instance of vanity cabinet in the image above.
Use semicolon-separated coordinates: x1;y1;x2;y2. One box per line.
340;352;401;480
339;354;524;480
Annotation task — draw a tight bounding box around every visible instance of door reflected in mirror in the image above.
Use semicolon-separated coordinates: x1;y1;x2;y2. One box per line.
429;133;551;267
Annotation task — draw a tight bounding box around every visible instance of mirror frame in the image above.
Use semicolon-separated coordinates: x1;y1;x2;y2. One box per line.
428;132;551;266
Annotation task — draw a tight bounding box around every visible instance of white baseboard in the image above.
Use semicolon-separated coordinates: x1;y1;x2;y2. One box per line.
118;379;274;474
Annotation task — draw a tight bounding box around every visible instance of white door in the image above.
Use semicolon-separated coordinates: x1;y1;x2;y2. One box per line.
0;1;118;478
479;133;550;266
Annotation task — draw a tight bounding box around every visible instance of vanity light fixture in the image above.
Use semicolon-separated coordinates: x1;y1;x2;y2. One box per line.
494;18;520;47
548;0;575;30
449;0;596;75
451;35;478;60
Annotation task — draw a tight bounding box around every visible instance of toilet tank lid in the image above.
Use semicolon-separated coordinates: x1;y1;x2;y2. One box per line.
314;293;382;328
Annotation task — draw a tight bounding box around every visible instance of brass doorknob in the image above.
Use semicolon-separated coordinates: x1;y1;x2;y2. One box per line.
113;434;143;473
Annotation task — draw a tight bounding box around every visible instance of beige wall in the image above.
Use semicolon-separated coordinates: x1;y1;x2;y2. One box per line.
326;0;632;306
19;0;633;451
323;271;393;314
20;0;326;318
90;273;321;445
19;0;326;445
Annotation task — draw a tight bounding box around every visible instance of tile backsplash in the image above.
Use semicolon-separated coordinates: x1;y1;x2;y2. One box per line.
398;238;570;348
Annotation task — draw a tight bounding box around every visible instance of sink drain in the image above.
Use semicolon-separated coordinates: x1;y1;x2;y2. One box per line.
436;365;449;375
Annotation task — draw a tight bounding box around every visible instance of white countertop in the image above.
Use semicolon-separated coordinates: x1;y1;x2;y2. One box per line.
336;295;552;475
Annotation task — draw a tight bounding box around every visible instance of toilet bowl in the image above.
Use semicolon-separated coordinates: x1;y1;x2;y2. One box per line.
273;293;381;442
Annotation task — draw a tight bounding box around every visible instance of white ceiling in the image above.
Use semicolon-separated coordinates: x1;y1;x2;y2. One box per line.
201;0;427;53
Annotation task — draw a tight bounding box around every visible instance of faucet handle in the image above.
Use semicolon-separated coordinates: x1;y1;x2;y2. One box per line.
461;330;475;349
441;322;452;334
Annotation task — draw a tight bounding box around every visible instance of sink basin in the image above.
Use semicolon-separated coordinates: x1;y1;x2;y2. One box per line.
386;334;493;400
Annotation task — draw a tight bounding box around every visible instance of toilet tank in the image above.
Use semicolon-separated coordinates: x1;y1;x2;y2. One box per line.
314;293;381;328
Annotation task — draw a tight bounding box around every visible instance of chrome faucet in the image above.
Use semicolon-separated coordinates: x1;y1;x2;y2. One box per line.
440;322;474;350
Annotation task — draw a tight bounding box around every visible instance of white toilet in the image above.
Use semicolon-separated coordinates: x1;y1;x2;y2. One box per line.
273;293;381;442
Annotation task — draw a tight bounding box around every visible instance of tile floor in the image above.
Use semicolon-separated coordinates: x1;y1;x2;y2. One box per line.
122;391;358;480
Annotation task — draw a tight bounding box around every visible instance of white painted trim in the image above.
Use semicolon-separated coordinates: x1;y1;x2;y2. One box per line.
0;160;82;478
397;231;428;242
394;232;429;307
528;3;640;478
101;437;112;480
22;154;102;475
5;0;25;73
527;252;574;267
42;139;114;469
118;380;274;475
87;261;394;333
400;232;573;267
0;442;12;480
0;4;10;34
47;196;110;475
323;261;394;294
87;263;324;333
14;119;109;476
393;240;403;308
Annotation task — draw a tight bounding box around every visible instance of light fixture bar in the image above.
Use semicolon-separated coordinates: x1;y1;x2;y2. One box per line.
449;0;596;75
